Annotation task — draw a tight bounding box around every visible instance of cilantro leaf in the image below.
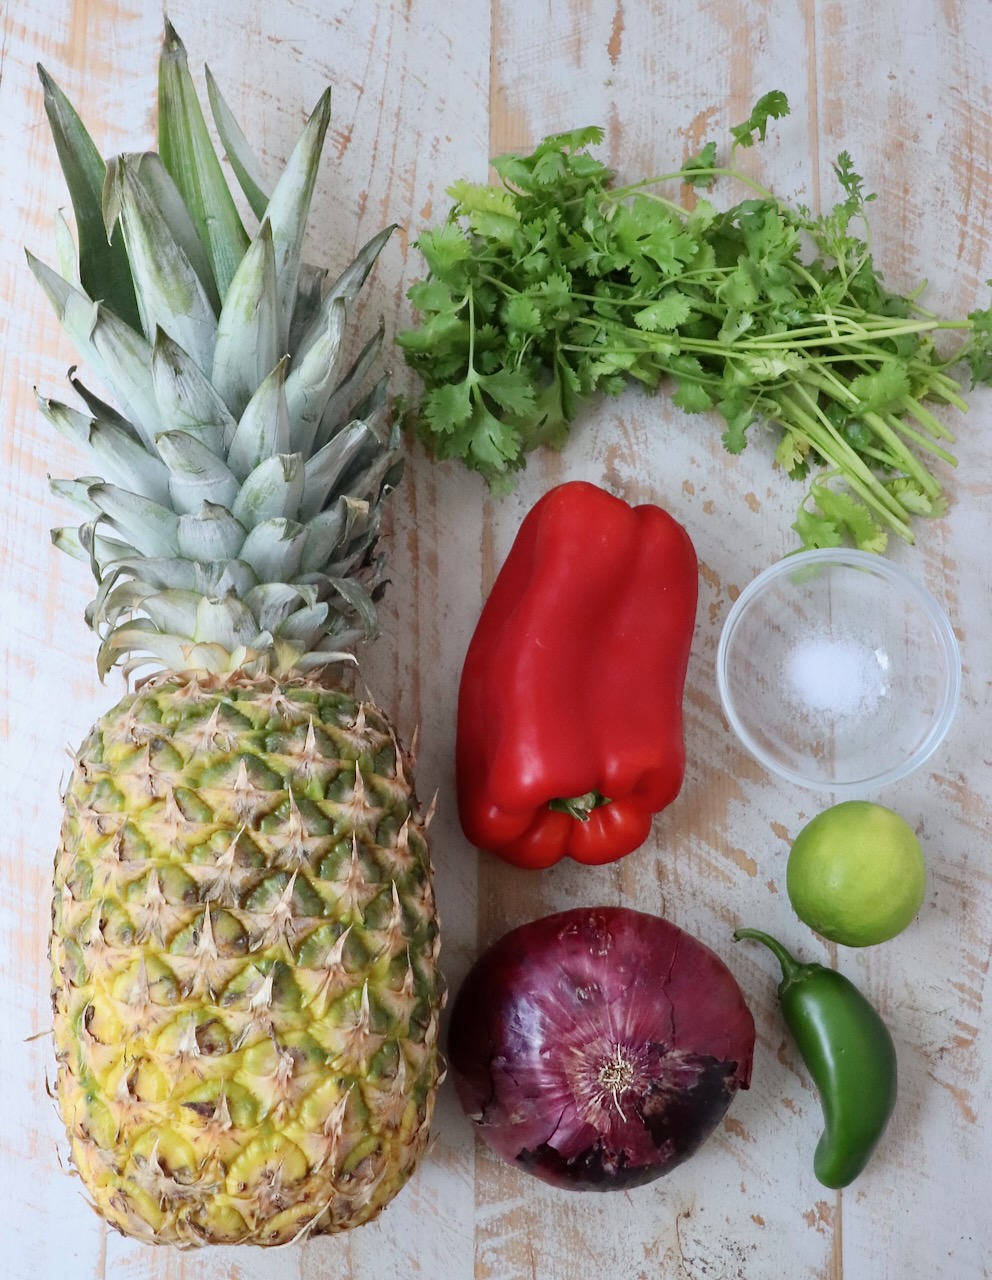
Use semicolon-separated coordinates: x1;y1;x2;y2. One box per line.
885;477;948;518
414;222;473;280
395;307;467;355
832;151;876;210
682;140;718;188
633;291;694;332
489;151;538;191
965;302;992;384
793;501;845;550
730;90;790;150
719;398;758;454
542;125;606;153
479;368;536;416
504;294;543;335
423;380;473;432
449;180;521;241
849;363;911;413
717;309;755;344
407;278;460;314
490;128;610;196
804;482;889;554
462;404;523;472
672;377;714;414
717;259;761;311
532;271;574;318
774;428;811;476
612;199;697;281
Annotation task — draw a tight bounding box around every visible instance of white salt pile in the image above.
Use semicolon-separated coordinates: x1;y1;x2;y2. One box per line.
784;633;887;719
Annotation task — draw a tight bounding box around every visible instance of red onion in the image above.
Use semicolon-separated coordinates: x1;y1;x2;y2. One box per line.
447;906;755;1191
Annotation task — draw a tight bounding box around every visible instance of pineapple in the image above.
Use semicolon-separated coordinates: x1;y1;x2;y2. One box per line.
32;22;443;1246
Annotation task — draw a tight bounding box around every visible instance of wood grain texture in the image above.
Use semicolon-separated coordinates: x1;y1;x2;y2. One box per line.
2;1;991;1277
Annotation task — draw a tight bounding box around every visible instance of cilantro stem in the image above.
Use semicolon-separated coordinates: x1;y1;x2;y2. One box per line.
900;396;958;443
787;259;826;297
568;318;946;359
880;411;957;467
861;411;946;491
466;287;477;371
918;370;970;411
802;368;947;494
771;384;915;538
659;323;941;355
607;166;778;206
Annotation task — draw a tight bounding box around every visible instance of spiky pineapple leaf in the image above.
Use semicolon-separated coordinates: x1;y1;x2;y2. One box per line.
227;358;291;481
328;576;379;636
155;430;241;513
298;498;355;573
104;558;203;591
49;478;101;517
50;525;91;561
285;227;395;453
106;151;221;311
289;264;329;352
158;18;249;299
273;599;332;643
176;502;246;560
106;153;219;374
343;373;390;435
36;64;141;329
75;520;134;571
316;326;385;449
261;87;331;351
205;65;271;220
231;454;305;528
87;483;181;557
301;421;373;521
245;583;319;633
150;330;234;456
68;369;139;436
194;594;260;647
94;620;190;678
140;589;203;639
325;225;398;312
212;219;279;418
286;297;347;455
237;519;308;582
27;252;163;445
54;210;81;286
37;395;172;504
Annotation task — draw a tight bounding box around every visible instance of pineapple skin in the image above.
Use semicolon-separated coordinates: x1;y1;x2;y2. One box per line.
52;671;443;1246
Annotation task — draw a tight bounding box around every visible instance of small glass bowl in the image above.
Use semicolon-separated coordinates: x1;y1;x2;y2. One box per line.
716;549;961;794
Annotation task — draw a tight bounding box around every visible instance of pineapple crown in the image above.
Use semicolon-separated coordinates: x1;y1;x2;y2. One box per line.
29;20;401;681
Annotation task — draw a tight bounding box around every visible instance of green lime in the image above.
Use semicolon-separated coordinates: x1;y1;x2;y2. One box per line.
786;800;926;947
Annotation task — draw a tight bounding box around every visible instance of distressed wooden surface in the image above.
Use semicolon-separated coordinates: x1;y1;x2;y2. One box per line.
2;1;991;1277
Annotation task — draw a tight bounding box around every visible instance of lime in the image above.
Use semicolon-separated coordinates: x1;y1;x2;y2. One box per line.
786;800;926;947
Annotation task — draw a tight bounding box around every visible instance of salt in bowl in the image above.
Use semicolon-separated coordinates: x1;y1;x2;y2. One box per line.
715;548;961;794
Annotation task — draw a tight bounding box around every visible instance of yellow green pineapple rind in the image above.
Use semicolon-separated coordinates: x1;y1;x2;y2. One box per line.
53;673;443;1245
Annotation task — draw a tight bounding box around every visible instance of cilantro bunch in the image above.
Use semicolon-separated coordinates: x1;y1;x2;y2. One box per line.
397;93;992;551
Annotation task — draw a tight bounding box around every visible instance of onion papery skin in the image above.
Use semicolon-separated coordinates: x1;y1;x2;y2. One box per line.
447;907;755;1191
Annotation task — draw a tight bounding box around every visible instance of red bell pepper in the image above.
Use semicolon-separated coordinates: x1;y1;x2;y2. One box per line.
457;480;698;868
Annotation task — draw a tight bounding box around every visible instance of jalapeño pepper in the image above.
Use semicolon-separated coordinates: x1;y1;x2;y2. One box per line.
734;928;897;1189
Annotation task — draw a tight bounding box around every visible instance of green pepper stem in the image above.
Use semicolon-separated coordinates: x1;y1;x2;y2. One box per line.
548;790;611;821
733;928;805;982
